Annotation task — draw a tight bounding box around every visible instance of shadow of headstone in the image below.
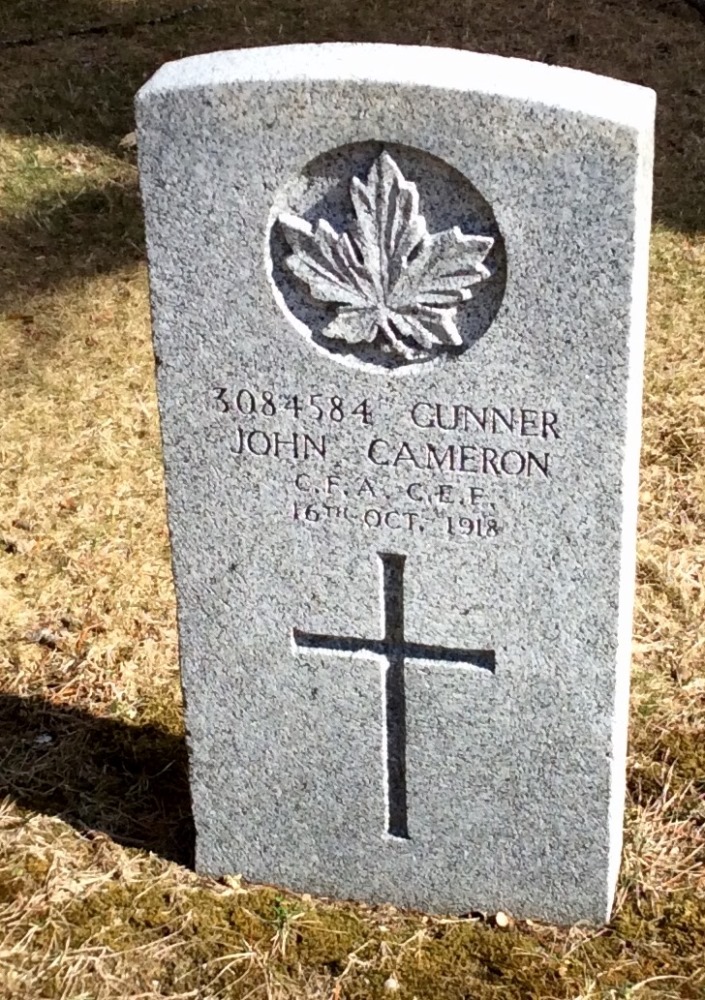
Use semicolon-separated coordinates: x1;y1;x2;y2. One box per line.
0;693;194;866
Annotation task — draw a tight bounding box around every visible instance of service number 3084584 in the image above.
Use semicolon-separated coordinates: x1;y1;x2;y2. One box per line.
214;388;373;425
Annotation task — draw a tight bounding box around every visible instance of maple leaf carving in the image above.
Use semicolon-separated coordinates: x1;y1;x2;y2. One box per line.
278;151;494;360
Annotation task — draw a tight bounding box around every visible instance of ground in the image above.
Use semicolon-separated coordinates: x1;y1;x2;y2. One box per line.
0;1;704;997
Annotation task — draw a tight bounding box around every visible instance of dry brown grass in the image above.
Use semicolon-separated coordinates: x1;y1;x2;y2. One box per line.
1;1;704;997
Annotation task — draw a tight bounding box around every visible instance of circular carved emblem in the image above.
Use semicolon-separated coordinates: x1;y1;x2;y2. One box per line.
267;142;506;370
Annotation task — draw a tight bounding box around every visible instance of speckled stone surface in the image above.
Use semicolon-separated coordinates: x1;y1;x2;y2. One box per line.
136;43;655;925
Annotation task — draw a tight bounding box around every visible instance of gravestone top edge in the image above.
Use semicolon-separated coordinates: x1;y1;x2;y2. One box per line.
136;43;656;130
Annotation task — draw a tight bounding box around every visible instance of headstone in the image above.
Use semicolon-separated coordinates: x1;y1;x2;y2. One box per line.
136;44;655;924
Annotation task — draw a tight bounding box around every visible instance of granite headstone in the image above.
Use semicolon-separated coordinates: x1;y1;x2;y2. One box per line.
136;44;655;924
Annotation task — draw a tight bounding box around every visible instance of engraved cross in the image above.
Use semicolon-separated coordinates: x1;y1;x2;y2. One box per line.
293;552;495;840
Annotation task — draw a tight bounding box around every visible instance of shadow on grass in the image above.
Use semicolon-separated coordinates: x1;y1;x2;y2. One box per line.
0;180;143;310
0;693;194;866
0;1;703;233
0;0;702;320
0;0;205;45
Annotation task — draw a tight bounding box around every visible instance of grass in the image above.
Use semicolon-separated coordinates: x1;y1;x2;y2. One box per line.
0;0;704;996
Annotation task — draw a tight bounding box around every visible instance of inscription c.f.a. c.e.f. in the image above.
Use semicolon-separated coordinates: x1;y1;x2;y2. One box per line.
278;151;494;362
